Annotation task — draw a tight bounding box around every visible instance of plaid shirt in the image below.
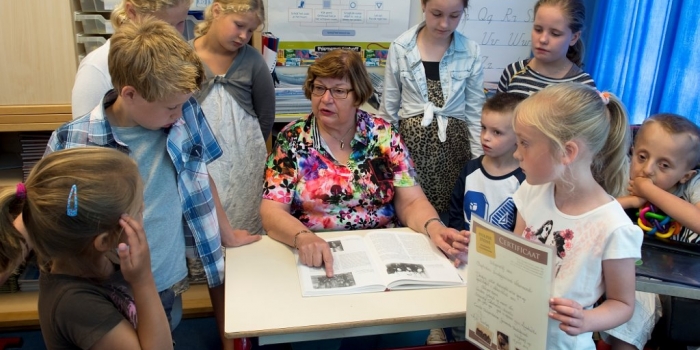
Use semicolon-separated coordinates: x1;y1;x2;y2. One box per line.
46;90;225;287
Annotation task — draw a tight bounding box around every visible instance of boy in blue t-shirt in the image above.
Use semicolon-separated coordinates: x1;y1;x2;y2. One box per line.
45;17;260;350
427;93;525;345
448;92;526;232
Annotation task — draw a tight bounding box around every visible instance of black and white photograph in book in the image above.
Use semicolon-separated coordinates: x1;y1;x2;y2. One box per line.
497;331;510;350
328;240;344;252
311;272;356;289
385;263;427;277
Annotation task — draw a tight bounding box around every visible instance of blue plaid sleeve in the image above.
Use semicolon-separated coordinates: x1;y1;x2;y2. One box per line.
183;97;222;164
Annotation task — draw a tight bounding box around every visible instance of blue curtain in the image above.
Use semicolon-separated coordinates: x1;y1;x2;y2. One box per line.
585;0;700;124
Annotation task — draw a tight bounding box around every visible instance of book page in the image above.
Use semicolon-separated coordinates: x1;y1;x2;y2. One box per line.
296;235;386;296
366;231;464;289
466;216;555;350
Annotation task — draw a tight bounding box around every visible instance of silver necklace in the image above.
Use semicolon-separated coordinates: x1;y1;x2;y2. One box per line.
321;123;354;149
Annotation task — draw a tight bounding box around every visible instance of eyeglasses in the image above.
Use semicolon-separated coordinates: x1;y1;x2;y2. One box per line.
311;84;353;99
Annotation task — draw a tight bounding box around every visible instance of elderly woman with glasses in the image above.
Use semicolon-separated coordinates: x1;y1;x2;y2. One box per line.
261;50;470;278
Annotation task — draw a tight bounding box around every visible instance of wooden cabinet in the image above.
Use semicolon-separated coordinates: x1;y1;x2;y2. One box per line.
0;1;78;188
0;1;78;106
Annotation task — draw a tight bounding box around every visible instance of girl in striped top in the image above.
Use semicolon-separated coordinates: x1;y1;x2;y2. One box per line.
497;0;595;97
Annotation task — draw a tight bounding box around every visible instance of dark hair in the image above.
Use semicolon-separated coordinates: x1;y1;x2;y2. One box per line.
483;93;526;114
303;49;373;107
639;113;700;168
534;0;586;67
0;148;143;277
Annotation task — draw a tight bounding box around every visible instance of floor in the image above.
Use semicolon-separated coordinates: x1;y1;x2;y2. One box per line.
4;321;697;350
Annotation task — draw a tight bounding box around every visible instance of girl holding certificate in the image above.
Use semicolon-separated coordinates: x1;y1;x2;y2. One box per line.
512;83;642;349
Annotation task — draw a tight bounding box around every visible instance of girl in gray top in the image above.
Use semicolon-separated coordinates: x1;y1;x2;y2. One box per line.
191;0;274;237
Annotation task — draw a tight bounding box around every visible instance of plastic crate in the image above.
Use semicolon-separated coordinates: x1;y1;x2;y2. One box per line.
77;35;107;55
183;15;202;41
190;0;212;11
81;0;209;12
79;0;111;12
76;14;113;34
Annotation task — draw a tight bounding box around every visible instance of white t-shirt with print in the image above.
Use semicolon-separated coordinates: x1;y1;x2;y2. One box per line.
513;181;643;350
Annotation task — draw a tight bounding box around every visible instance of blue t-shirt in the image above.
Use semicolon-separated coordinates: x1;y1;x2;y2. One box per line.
448;156;525;231
112;125;187;291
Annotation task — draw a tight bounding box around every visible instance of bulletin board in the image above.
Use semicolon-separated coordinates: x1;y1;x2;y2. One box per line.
267;0;411;66
264;0;535;77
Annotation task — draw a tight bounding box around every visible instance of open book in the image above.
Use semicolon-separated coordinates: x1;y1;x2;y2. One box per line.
295;230;465;297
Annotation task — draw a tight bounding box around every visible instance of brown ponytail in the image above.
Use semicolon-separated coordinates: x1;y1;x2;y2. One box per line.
0;188;26;274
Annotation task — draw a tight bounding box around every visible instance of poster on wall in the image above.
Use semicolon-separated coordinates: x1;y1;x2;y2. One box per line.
268;0;411;66
458;0;535;83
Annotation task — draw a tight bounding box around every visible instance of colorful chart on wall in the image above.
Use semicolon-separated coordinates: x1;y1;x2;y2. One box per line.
457;0;535;83
268;0;411;66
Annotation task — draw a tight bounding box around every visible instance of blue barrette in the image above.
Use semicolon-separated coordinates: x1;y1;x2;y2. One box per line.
67;184;78;217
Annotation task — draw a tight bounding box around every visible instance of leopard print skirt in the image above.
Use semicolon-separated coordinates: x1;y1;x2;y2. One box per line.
399;79;472;213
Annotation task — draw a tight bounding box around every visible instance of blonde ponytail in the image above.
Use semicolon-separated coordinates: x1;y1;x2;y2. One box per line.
592;95;631;197
515;83;631;196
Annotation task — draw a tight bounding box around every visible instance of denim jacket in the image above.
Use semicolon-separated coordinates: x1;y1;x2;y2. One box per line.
378;22;485;157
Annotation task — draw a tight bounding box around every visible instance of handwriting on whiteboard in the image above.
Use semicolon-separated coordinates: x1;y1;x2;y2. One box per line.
457;2;535;83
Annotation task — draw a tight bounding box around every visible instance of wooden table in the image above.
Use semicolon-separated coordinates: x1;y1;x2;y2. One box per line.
224;228;468;345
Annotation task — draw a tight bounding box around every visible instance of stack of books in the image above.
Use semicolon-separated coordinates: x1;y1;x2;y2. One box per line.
18;258;40;292
20;132;51;181
261;32;279;75
274;69;310;116
0;265;20;293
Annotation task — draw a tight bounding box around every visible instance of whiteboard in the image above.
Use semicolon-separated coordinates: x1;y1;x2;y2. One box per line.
457;0;535;83
406;0;535;83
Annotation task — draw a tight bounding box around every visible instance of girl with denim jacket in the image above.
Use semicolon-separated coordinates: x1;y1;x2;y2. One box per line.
378;0;485;214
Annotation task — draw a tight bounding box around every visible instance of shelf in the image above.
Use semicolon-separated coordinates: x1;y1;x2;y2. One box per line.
75;14;113;34
77;34;108;55
0;105;71;132
0;283;213;330
78;0;208;12
0;168;23;189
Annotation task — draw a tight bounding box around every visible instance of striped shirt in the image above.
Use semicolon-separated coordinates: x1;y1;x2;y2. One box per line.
46;90;226;287
497;59;596;97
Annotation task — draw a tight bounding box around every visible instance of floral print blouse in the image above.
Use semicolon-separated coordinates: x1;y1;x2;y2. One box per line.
263;110;418;231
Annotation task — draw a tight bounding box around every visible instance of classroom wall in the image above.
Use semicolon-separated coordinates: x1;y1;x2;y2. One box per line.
260;0;595;86
261;1;424;32
263;0;596;51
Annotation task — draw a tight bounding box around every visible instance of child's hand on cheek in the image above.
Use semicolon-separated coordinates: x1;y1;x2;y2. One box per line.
628;177;655;198
118;214;154;287
549;298;587;336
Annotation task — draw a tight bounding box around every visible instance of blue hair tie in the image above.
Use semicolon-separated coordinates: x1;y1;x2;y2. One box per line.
67;184;78;217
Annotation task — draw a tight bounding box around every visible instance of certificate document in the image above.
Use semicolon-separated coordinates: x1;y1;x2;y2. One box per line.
466;216;556;350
